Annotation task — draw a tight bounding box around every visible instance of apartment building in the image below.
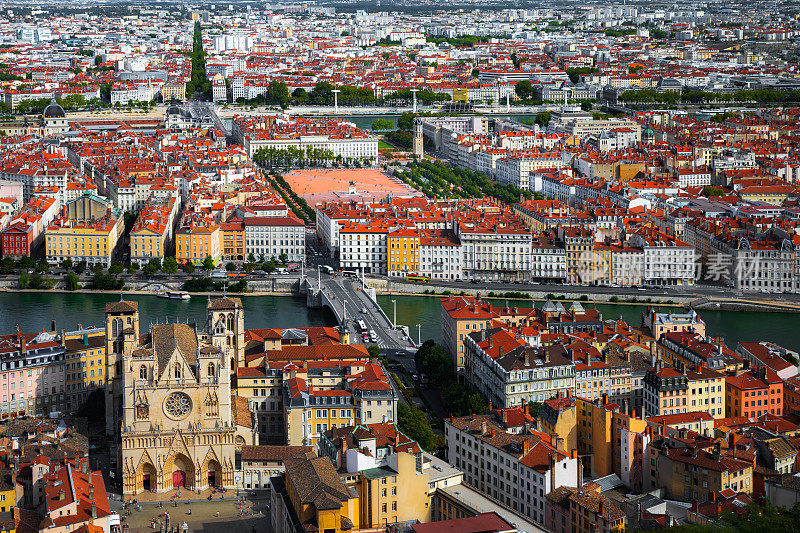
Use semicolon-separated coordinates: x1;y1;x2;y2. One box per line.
284;361;397;447
387;228;420;277
339;221;388;275
243;216;306;264
175;216;222;266
444;413;578;526
650;440;753;501
466;328;576;408
724;367;784;418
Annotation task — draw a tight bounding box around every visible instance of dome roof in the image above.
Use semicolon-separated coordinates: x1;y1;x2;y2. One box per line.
166;105;183;115
42;99;65;118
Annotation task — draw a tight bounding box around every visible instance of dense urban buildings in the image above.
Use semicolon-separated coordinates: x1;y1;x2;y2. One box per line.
0;1;798;532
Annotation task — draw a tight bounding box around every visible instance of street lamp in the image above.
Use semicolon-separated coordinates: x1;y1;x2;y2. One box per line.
416;324;421;346
391;299;396;328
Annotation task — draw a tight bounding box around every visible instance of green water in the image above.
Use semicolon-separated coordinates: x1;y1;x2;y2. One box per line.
4;292;799;353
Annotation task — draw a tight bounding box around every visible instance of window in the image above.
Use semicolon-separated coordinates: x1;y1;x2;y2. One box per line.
174;364;181;379
139;365;147;380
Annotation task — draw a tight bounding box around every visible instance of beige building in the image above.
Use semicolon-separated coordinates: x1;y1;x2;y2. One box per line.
116;297;255;495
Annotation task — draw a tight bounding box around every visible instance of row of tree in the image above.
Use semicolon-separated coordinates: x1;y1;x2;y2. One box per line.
186;21;211;100
396;160;538;204
619;88;800;105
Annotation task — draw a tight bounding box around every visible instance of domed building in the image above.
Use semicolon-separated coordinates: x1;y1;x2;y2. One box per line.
42;99;69;136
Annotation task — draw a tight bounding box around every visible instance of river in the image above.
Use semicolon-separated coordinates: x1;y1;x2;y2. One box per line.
2;292;800;353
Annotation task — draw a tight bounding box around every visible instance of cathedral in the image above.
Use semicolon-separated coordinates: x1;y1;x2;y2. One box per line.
107;297;255;496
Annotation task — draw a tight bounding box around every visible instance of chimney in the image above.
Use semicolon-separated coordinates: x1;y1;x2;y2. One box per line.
523;439;530;455
58;489;64;501
481;420;488;435
491;429;496;438
91;502;97;519
89;480;94;499
502;410;508;424
81;459;87;474
598;500;604;517
51;319;56;332
602;393;608;405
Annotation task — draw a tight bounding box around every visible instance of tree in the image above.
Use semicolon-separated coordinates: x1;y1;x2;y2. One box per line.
527;401;543;418
202;255;216;271
414;340;453;384
371;118;394;131
35;260;49;273
17;255;34;270
397;112;416;132
515;80;533;100
279;253;288;265
182;261;195;274
397;403;437;451
163;256;178;275
534;111;552;128
264;260;276;274
18;271;29;289
310;81;334;105
0;257;14;274
226;262;237;271
702;186;726;197
266;80;290;108
108;261;123;275
367;345;380;359
74;261;87;275
60;258;73;270
64;272;80;291
471;68;480;78
143;259;159;276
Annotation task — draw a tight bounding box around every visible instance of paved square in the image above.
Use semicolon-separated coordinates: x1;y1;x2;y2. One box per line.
117;496;270;533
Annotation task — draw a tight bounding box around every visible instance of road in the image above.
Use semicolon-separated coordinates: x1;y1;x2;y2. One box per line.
382;277;800;305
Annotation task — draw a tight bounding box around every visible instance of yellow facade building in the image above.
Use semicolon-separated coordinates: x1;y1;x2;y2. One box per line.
63;327;107;412
387;228;420;277
45;216;123;268
355;452;430;529
175;219;221;266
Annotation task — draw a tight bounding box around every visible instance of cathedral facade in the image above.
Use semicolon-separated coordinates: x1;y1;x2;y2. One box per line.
112;297;254;496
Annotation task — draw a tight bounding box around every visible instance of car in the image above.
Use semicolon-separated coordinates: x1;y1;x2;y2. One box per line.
360;307;367;314
253;270;266;276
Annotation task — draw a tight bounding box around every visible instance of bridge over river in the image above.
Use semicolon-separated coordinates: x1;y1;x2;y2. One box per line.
299;267;416;353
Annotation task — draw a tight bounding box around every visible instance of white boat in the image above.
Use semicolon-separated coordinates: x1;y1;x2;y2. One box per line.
157;291;191;300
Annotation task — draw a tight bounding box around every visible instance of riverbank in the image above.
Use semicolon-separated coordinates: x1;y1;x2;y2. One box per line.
1;292;800;352
3;279;800;314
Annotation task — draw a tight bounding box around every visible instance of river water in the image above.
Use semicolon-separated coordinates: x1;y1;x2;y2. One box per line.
2;292;799;353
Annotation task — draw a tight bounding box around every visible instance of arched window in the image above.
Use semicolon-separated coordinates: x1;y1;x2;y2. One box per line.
174;363;181;379
139;365;147;380
208;363;215;377
127;317;132;325
227;313;234;331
